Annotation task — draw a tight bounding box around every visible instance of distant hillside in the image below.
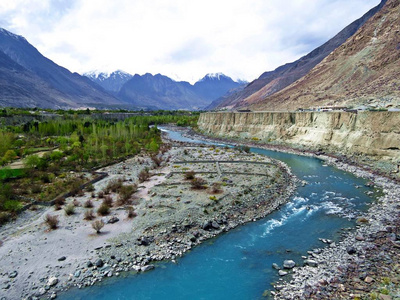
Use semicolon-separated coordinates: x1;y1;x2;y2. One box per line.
116;72;244;110
0;28;124;109
249;0;399;111
208;0;387;110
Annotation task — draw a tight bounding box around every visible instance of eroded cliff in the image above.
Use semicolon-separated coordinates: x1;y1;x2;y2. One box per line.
198;111;400;163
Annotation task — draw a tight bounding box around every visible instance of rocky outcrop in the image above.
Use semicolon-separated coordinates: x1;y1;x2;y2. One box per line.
198;111;400;161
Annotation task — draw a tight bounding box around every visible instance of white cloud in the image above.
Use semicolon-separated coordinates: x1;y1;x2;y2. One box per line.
0;0;381;83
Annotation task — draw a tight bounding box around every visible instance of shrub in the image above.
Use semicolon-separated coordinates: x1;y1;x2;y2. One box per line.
184;170;196;180
84;209;95;221
234;145;251;153
86;183;95;192
91;219;104;233
31;184;42;194
97;203;110;216
64;204;75;216
73;199;81;207
126;206;137;218
0;212;11;225
138;169;150;183
98;191;104;198
103;195;113;207
84;199;94;208
151;155;162;168
44;214;59;230
209;182;223;194
105;179;123;193
117;185;137;206
191;177;207;190
3;200;22;212
54;196;66;206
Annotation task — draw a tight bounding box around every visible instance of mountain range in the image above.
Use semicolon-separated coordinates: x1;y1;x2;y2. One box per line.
84;71;245;110
0;28;243;110
208;0;390;110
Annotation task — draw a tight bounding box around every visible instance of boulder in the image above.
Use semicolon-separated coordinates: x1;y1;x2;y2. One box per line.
283;260;296;269
108;217;119;224
346;246;357;255
211;221;220;229
95;259;104;267
87;261;93;268
141;265;155;272
278;270;288;276
48;276;58;286
304;259;318;267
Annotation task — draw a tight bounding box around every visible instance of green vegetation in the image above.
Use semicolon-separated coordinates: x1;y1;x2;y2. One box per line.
0;110;199;224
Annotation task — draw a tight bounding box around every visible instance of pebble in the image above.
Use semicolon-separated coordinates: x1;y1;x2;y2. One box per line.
8;271;18;278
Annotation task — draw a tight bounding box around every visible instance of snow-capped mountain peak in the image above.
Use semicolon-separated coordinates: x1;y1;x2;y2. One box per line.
84;70;133;92
202;72;227;81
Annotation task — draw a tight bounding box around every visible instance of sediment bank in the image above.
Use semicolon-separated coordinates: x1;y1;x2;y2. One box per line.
198;111;400;176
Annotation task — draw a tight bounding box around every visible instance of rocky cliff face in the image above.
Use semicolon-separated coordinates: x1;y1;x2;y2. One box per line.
198;112;400;161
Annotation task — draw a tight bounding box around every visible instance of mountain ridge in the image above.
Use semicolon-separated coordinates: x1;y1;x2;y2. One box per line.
248;0;399;111
0;27;124;109
208;0;388;110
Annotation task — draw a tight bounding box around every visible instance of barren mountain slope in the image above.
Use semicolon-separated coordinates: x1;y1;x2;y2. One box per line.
248;0;400;111
207;0;387;110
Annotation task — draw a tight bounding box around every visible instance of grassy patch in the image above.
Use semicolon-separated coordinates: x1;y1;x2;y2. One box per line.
0;168;25;180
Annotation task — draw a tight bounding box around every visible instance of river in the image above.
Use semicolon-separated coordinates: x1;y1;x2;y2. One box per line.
61;127;377;299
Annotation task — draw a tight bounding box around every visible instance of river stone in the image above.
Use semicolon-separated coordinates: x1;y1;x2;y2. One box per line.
57;256;66;261
87;261;93;268
50;292;57;299
346;246;357;255
8;271;18;278
74;270;81;278
272;263;280;270
202;221;212;231
189;234;197;242
141;265;155;272
108;216;119;224
37;287;47;296
95;259;104;267
48;277;58;286
283;260;296;269
278;270;288;276
304;259;318;267
211;221;220;229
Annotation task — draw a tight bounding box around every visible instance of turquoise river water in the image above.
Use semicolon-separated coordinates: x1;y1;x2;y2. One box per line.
61;128;377;300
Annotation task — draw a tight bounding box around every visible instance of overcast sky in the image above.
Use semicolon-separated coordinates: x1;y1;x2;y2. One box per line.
0;0;381;83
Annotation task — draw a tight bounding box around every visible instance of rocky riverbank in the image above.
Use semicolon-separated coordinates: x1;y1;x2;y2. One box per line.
178;125;400;299
0;137;296;300
272;159;400;300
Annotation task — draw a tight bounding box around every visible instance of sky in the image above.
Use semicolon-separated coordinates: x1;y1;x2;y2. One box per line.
0;0;381;83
